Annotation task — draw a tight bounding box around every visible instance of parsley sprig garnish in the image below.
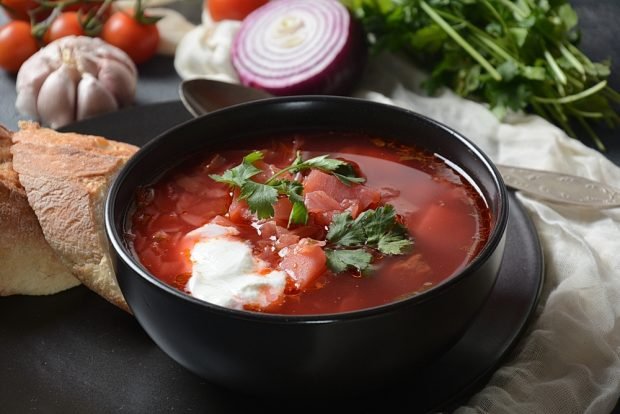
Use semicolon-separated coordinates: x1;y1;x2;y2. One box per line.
266;152;366;186
209;151;364;226
210;150;413;275
325;205;413;274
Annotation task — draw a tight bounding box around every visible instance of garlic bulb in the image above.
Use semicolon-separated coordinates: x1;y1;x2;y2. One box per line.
15;36;138;129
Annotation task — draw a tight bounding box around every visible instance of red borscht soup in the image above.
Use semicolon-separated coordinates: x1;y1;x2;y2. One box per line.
128;133;492;315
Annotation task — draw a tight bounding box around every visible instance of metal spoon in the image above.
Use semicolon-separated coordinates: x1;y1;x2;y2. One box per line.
179;78;620;209
180;78;272;117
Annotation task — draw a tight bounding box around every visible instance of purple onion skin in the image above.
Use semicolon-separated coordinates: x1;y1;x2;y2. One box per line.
232;9;368;96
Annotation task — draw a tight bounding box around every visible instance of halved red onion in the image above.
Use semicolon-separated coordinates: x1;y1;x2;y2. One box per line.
231;0;367;96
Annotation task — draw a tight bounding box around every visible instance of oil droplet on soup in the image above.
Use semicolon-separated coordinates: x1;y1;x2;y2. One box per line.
127;132;492;315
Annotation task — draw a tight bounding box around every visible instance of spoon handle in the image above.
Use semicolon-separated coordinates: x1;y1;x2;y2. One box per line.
496;164;620;208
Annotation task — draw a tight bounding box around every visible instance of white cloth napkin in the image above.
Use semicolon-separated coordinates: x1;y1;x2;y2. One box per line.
357;54;620;414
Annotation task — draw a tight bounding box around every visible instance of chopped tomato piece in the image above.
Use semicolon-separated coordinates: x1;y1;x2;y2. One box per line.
290;221;326;240
280;238;327;292
276;233;300;250
273;197;293;226
228;192;253;223
258;220;278;239
303;170;380;210
354;187;382;211
414;201;474;252
305;190;342;213
304;170;351;199
148;212;187;233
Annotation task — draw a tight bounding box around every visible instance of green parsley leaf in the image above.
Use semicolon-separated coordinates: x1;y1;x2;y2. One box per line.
358;205;403;246
289;201;309;227
325;249;373;274
270;179;304;203
378;234;415;255
325;205;414;274
239;181;278;219
270;179;308;225
325;212;366;247
292;154;344;172
288;153;366;186
209;151;263;188
210;150;365;226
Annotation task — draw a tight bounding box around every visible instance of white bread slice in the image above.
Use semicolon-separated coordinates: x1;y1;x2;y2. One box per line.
10;122;138;311
0;125;79;296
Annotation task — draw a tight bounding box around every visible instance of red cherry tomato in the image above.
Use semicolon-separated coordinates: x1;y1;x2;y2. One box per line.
101;11;159;65
206;0;269;21
0;20;39;73
43;12;85;44
0;0;39;20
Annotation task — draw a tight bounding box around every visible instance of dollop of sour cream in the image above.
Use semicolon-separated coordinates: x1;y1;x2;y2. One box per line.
185;223;287;310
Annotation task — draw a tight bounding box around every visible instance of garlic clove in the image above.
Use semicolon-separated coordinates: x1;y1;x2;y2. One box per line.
75;52;99;77
36;65;80;129
15;55;54;118
76;73;119;121
151;7;196;55
94;42;137;78
97;59;137;107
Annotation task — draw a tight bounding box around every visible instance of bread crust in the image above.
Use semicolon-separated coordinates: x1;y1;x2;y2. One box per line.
11;122;138;311
0;124;79;296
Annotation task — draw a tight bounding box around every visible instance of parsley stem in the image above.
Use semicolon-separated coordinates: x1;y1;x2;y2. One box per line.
604;87;620;103
264;166;293;185
544;50;567;86
495;0;528;19
533;80;608;104
559;44;586;78
545;102;577;139
566;43;595;69
474;33;514;62
576;115;605;151
480;0;509;37
419;1;503;82
566;107;604;119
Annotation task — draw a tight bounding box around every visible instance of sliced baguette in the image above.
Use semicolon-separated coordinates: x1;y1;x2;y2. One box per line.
10;122;138;311
0;125;79;296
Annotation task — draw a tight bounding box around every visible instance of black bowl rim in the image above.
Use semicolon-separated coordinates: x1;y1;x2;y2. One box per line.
105;95;509;324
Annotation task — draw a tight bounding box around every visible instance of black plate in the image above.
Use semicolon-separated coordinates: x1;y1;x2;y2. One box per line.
0;102;543;413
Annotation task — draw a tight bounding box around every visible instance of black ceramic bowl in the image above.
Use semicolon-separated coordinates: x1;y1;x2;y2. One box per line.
105;96;508;396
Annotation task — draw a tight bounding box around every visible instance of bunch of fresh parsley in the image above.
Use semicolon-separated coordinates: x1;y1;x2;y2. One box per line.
342;0;620;150
210;151;413;274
